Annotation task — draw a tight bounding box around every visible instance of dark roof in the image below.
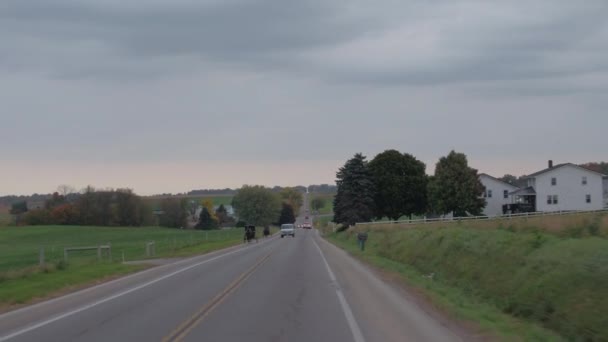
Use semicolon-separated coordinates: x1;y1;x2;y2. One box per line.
479;173;520;189
525;163;607;178
510;187;536;196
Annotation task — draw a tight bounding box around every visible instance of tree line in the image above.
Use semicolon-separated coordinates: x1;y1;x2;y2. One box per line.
11;187;152;226
229;185;304;228
333;150;485;230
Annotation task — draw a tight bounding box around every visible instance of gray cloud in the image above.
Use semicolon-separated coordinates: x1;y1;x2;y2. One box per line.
2;0;606;85
1;0;607;194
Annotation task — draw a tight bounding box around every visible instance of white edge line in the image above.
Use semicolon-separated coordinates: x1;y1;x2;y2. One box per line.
0;238;275;342
313;238;366;342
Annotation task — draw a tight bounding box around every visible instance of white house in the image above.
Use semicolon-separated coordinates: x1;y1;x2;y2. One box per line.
515;161;605;212
479;174;520;216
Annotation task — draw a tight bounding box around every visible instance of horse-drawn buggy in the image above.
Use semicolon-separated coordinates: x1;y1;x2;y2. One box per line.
243;225;258;243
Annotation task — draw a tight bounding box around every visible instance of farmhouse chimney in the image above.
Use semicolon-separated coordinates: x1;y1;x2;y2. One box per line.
548;160;553;168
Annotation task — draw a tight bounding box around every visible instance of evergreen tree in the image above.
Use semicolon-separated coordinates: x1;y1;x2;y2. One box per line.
333;153;375;230
196;207;218;230
215;204;229;226
278;203;296;225
427;150;485;217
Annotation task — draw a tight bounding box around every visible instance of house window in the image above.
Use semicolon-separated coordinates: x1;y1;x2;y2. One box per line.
504;190;509;199
582;176;587;185
553;195;559;204
586;194;591;203
488;190;493;198
483;187;487;198
551;177;557;186
547;195;552;205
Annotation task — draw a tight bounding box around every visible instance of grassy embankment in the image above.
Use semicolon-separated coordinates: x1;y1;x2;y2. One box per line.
326;212;608;341
0;225;269;308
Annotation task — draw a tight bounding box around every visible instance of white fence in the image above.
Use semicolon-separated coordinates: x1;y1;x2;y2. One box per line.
355;209;608;226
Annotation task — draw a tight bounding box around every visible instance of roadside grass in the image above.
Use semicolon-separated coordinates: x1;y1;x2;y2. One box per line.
367;211;608;238
313;215;334;229
0;262;147;307
326;219;608;341
0;225;270;307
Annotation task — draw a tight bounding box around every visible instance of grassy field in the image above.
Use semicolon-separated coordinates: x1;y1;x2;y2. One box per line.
327;212;608;341
0;225;267;307
0;213;11;227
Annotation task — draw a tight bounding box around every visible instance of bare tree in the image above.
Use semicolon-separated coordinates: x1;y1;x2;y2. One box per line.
57;184;76;196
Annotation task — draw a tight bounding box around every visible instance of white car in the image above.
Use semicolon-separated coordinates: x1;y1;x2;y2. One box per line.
280;224;295;238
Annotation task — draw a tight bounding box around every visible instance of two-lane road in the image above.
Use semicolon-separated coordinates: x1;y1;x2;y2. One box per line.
1;227;463;341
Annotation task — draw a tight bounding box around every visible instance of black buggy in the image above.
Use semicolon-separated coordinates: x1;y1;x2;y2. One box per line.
243;225;258;243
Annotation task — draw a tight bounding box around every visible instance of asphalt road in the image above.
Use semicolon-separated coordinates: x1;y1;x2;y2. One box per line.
0;198;463;342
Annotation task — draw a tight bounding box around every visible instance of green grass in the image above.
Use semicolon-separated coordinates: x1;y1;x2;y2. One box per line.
0;262;147;306
0;213;11;227
0;225;260;307
0;226;250;273
326;224;608;341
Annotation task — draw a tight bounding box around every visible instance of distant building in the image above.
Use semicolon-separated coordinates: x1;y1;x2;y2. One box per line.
479;174;520;216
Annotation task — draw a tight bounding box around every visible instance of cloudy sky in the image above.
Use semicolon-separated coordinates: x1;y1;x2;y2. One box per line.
2;0;607;195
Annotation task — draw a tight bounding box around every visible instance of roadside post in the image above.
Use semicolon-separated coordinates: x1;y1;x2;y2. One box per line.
357;232;368;251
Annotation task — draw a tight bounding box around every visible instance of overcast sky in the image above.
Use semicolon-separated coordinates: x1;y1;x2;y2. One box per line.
2;0;607;195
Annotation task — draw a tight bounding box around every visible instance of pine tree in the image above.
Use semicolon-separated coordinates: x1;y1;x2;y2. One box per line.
278;203;296;225
196;207;218;230
333;153;376;230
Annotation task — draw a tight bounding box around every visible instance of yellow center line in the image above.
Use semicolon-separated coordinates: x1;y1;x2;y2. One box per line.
162;250;274;342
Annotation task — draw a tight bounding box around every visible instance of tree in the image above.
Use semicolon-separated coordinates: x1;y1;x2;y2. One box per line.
333;153;376;230
580;162;608;175
280;187;304;213
277;203;296;225
427;151;485;217
9;201;28;226
232;185;281;227
201;200;218;222
57;184;76;197
45;192;66;210
196;207;218;230
310;197;326;212
159;198;188;228
215;204;233;227
368;150;427;220
50;204;79;225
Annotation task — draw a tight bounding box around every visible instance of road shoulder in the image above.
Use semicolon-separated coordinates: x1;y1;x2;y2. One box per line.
316;232;486;342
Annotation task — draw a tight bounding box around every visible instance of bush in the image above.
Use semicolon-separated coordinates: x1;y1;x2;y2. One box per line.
23;209;52;225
